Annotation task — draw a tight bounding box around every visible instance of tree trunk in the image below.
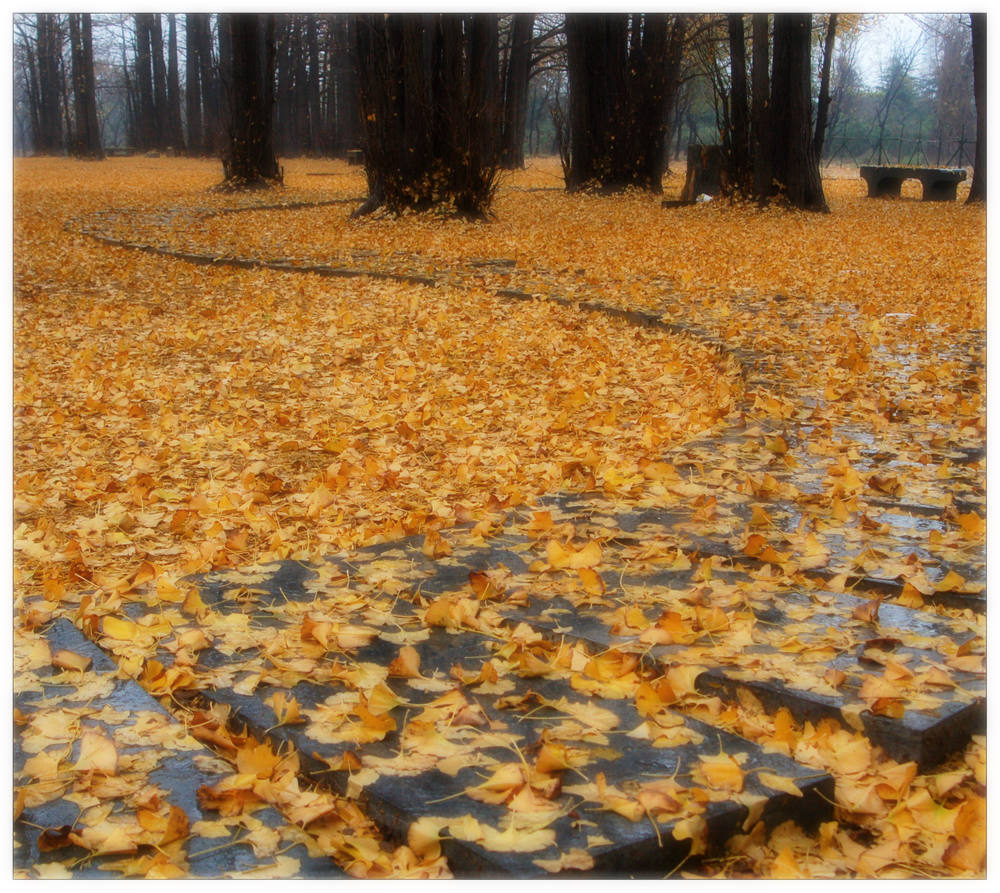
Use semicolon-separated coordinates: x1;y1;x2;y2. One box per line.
751;13;771;202
166;14;184;151
219;13;282;189
564;13;685;193
134;14;157;150
68;13;103;158
813;13;838;162
769;14;827;211
293;17;311;154
35;13;64;153
198;14;221;156
185;14;203;154
150;15;169;148
307;16;323;154
353;13;501;218
967;12;985;203
727;14;750;195
500;13;534;169
329;15;355;156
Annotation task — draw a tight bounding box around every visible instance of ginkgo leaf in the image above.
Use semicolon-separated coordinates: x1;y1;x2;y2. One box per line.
73;729;118;775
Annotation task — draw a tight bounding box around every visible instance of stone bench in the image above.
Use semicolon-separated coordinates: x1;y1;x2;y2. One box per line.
859;165;967;201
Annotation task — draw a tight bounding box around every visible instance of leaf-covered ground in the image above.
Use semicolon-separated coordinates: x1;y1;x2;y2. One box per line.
13;157;985;878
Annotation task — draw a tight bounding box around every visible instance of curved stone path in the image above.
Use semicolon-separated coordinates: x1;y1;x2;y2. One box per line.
16;193;984;879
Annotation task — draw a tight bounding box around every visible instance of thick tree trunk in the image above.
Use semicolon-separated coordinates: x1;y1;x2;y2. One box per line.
564;13;685;193
68;13;103;158
751;13;771;202
166;14;184;151
727;14;750;195
149;15;169;148
185;14;203;155
219;13;282;189
967;12;985;203
500;13;534;169
35;13;64;153
353;12;501;217
769;14;827;211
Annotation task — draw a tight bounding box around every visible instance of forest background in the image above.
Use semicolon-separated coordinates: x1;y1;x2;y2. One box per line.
11;11;980;173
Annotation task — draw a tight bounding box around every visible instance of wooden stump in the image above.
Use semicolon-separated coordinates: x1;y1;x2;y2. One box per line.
680;145;727;201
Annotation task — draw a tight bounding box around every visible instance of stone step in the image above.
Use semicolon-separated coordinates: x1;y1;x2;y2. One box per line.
335;532;984;771
14;618;344;880
141;574;832;878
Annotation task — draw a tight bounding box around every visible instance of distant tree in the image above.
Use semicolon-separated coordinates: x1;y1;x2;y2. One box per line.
813;13;839;161
165;14;184;151
499;14;535;168
185;13;203;154
218;13;282;189
564;13;687;192
967;12;985;202
872;35;924;164
353;13;501;217
67;13;103;158
327;15;362;157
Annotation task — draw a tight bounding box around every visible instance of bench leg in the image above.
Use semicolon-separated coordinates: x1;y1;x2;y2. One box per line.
867;177;902;198
921;180;959;201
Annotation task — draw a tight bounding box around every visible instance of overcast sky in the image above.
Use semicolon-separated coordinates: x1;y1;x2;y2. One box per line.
853;12;957;88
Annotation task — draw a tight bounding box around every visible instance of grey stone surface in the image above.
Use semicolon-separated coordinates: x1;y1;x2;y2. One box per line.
14;618;344;879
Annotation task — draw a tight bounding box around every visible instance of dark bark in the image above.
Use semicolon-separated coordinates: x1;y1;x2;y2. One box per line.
150;15;169;146
185;14;203;154
751;13;771;201
68;13;103;158
330;15;361;156
769;14;827;211
218;13;282;189
813;13;838;162
35;13;64;153
353;13;501;217
198;14;221;155
967;13;985;203
307;16;323;154
166;14;184;151
134;14;157;149
500;14;534;168
727;14;750;195
293;17;311;152
564;13;686;193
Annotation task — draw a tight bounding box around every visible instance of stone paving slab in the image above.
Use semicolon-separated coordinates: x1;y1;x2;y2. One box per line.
14;618;344;880
541;486;986;614
333;531;984;770
140;573;832;878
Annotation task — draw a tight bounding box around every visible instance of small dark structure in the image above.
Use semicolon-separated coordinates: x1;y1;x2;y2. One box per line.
680;144;727;201
346;148;363;166
859;165;967;201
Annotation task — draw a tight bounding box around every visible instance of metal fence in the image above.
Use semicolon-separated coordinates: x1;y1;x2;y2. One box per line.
822;129;976;170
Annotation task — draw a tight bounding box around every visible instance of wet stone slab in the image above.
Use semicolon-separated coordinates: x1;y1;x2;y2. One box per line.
540;488;986;613
15;618;343;879
332;531;985;770
131;558;834;877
